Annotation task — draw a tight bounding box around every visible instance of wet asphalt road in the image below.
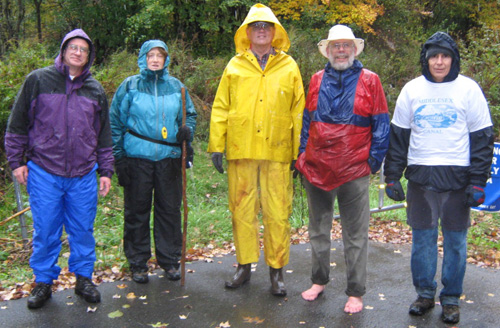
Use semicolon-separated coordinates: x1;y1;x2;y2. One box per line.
0;241;499;328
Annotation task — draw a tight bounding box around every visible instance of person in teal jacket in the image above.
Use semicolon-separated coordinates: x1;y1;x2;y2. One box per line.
110;40;197;283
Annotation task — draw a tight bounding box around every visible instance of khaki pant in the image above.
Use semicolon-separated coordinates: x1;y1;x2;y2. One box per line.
228;159;292;269
303;175;370;297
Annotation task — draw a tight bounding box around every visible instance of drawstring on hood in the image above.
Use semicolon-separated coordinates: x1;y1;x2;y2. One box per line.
420;31;460;83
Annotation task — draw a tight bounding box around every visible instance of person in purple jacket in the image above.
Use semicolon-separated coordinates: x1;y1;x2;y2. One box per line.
4;29;114;309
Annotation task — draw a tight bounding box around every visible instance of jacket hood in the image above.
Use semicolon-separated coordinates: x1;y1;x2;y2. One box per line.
420;31;460;83
55;29;94;76
138;40;170;74
234;3;290;54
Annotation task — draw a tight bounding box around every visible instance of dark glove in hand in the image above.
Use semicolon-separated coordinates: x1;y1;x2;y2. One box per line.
176;126;191;142
385;180;405;201
212;152;224;174
465;184;485;207
290;160;299;178
115;158;130;186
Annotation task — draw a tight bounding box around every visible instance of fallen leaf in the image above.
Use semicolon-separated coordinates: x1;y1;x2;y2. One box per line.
365;305;374;310
217;321;231;328
126;292;137;299
179;314;188;320
108;310;123;318
149;322;169;327
1;306;7;310
122;304;130;309
466;300;474;304
139;295;147;300
117;284;128;289
87;306;97;312
66;302;74;306
112;294;121;299
488;293;494;297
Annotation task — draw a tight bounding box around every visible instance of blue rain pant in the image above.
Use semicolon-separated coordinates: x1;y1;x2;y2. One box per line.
27;161;98;284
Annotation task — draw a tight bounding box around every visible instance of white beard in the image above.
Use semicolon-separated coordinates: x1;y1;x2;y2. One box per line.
329;52;355;71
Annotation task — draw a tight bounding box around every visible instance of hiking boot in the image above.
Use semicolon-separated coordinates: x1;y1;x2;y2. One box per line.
27;282;52;309
75;275;101;303
409;296;435;315
270;267;287;296
441;304;460;324
225;264;251;288
132;270;149;284
165;268;181;281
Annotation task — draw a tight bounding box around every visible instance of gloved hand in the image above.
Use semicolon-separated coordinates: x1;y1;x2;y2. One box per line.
211;152;224;174
176;126;191;143
290;160;299;178
115;157;130;186
385;180;405;201
465;184;485;207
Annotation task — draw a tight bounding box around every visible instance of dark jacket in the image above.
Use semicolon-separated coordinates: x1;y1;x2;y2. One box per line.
4;29;114;178
384;32;493;190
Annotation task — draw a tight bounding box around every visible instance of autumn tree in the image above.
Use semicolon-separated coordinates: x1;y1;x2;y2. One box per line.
268;0;385;34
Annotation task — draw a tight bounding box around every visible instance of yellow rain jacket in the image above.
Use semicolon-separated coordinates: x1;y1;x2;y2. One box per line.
208;3;305;162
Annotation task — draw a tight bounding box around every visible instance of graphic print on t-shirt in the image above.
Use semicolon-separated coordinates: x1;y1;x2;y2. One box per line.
414;103;457;129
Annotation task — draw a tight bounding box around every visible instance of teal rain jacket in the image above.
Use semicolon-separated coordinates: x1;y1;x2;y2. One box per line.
110;40;197;161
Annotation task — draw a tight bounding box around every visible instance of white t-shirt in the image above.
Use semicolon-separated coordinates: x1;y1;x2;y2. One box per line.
392;75;492;166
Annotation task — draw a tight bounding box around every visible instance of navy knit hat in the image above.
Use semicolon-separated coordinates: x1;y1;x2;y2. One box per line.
425;45;454;60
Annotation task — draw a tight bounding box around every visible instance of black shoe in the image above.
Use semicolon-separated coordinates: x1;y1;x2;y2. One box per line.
269;267;287;296
225;264;251;288
27;282;52;309
75;275;101;303
441;304;460;324
165;268;181;281
409;296;435;316
132;271;149;284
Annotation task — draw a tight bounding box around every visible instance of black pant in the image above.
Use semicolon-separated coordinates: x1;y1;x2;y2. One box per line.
123;157;182;271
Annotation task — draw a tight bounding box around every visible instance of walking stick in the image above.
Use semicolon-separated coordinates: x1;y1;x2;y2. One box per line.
180;87;188;286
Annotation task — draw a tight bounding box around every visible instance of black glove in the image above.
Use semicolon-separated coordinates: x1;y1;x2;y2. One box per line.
465;184;485;207
290;160;299;178
385;180;405;201
176;126;191;143
115;157;130;187
211;152;224;174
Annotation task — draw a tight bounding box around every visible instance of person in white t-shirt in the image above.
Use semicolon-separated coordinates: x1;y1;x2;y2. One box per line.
383;31;494;325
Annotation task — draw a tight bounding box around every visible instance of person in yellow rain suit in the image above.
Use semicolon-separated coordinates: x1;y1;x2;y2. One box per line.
208;3;305;296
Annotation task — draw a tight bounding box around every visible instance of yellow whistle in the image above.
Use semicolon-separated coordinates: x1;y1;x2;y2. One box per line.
161;127;167;139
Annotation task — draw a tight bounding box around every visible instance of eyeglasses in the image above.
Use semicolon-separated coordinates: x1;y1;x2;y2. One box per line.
67;44;89;54
147;53;166;60
249;21;274;31
330;42;354;50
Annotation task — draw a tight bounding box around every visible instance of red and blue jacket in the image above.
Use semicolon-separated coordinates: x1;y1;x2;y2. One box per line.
296;60;390;191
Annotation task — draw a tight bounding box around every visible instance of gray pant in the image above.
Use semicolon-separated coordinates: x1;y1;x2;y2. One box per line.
303;175;370;297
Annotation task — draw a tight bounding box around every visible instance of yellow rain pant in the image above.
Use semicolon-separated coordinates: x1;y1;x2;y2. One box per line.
228;159;292;269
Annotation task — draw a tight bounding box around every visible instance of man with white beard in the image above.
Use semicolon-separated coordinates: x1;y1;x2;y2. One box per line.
294;25;390;313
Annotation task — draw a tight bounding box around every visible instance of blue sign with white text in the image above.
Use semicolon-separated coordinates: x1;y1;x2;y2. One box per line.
473;142;500;212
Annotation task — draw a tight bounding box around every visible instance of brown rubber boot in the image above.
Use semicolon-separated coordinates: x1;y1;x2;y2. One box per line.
225;264;251;288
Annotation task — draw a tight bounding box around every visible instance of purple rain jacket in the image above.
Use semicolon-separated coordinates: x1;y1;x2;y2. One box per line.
5;29;114;178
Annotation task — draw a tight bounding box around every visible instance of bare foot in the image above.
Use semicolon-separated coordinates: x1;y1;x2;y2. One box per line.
301;284;325;301
344;296;363;313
